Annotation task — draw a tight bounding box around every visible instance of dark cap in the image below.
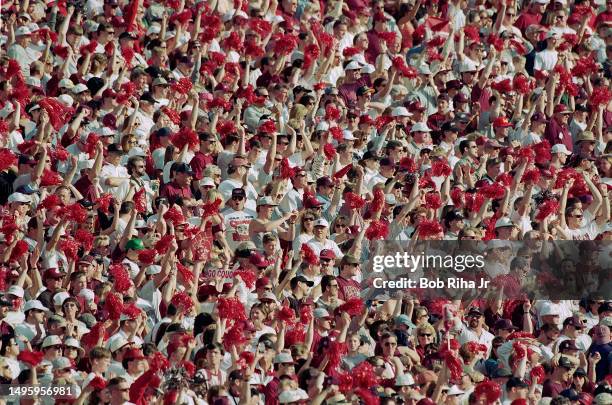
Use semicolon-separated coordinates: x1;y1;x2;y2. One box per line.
531;112;548;123
119;31;137;40
444;210;465;224
441;122;460;132
293;85;311;94
453;93;469;104
356;86;374;97
291;275;314;289
467;307;483;316
563;316;586;329
558;356;574;369
494;319;517;331
559;389;580;401
199;132;214;142
44;268;65;280
559;340;579;352
231;188;246;198
597;301;612;314
107;143;124;154
362;150;381;161
156;127;172;138
316;176;334;188
506;377;529;390
408;100;426;112
446;80;463;90
140;92;156;104
177;55;194;66
0;297;12;307
380;158;394;167
174;163;194;175
574;367;587;377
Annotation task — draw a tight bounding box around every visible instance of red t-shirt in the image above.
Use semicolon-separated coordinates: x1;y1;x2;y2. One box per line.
515;11;542;34
160;181;193;205
337;275;360;301
189;151;214;180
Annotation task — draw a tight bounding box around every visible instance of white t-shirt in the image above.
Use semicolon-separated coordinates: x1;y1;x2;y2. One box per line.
534;49;558;71
221;207;257;253
307;238;344;259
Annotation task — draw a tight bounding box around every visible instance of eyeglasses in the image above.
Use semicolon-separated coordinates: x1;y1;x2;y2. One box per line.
419;333;432;337
48;345;63;350
569;214;583;218
232;196;245;201
321;258;333;263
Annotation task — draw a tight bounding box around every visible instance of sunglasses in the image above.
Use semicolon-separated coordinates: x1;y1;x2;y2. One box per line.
419;333;433;337
303;218;314;222
232;196;245;201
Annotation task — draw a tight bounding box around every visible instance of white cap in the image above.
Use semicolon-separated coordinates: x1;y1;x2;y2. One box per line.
395;373;415;386
108;336;130;352
24;300;49;313
145;265;162;275
551;144;572;155
316;121;330;131
279;390;309;404
7;285;24;298
411;122;431;132
313;218;329;227
128;147;146;158
57;79;74;90
41;335;62;348
344;61;362;71
27;23;39;32
418;64;432;75
385;194;397;205
392;107;412;117
200;177;215;187
342;130;356;140
545;31;560;39
78;288;95;302
53;291;70;307
447;385;465;396
273;352;294;364
533;0;549;3
147;23;161;35
361;64;376;74
15;26;32;37
313;308;331;319
58;94;74;107
98;126;115;137
539;302;560;317
8;192;31;204
78;159;95;170
494;217;516;229
72;83;89;94
459;60;479;73
0;103;15;119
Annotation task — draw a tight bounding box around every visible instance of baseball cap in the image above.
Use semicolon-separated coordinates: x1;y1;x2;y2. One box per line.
493;116;513;128
558;356;574;369
124;348;146;362
494;217;516;229
559;340;579;351
15;26;32;36
320;249;336;260
392;107;412;117
344;61;362;71
52;357;71;370
506;377;529;389
314;218;329;228
41;335;62;349
291;275;314;288
554;104;572;114
531;112;548;123
126;238;145;251
257;196;278;206
72;83;89;94
313;308;331;319
174;163;194;175
249;252;269;268
231;188;246;199
356;86;374;97
411;122;431;132
273;352;294;364
494;319;517;331
8;193;31;204
396;314;416;329
24;300;49;313
395;373;415;386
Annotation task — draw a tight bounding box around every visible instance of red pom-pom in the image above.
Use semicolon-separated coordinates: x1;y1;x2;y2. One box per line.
96;194;113;214
279;158;297;179
507;331;534;340
487;33;505;52
149;351;170;372
325;105;341;121
109;263;132;293
336;298;364;316
17;140;37;155
450;187;465;207
39;97;75;131
398;157;417;173
217;297;247;320
351;362;380;389
233;269;256;288
121;303;142;320
59;238;79;261
80;40;99;55
521;169;541;184
530;364;545;384
425;192;442;209
273;34;298;55
244;39;264;58
417;220;443;238
303;44;320;70
480;182;506;200
491;79;513;93
221;31;243;52
170;9;193;25
59;203;88;223
445;352;464;381
88;376;106;390
222;326;248;350
392;56;418;78
571;56;598;77
427;36;446;48
201;198;222;218
121;47;135;68
365;220;389;240
474;380;502;404
431;160;451;177
300;306;312;323
37;194;62;211
104;292;123;321
466;342;488;354
329;126;343;142
138;249;157;265
344;192;366;210
374;115;394;130
371;188;385;213
75;229;94;252
513;74;533;95
9;240;29;263
591;86;611;107
171;77;193;95
535;199;559;221
314;82;327;91
0;149;17;171
216;120;237;136
163;206;185;226
0;120;9;136
176;262;194;285
17;350;44;367
342;47;360;58
155;234;176;254
133;187;146;213
171;291;194;312
496;172;513;187
248;18;272;37
377;31;396;46
464;25;481;43
333;163;353;180
160;107;181;125
104;42;114;56
301;243;320;265
170;127;198;151
323;143;336;161
258;120;277;134
278;306;296;323
51;145;70;162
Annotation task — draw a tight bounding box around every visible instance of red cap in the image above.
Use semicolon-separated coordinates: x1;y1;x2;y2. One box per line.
554;104;572;114
255;276;271;290
319;249;336;260
102;89;117;98
493;116;513;128
249;252;269;268
44;268;64;280
408;101;426;112
359;115;374;125
304;196;324;209
124;349;146;361
373;11;388;22
475;136;488;146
